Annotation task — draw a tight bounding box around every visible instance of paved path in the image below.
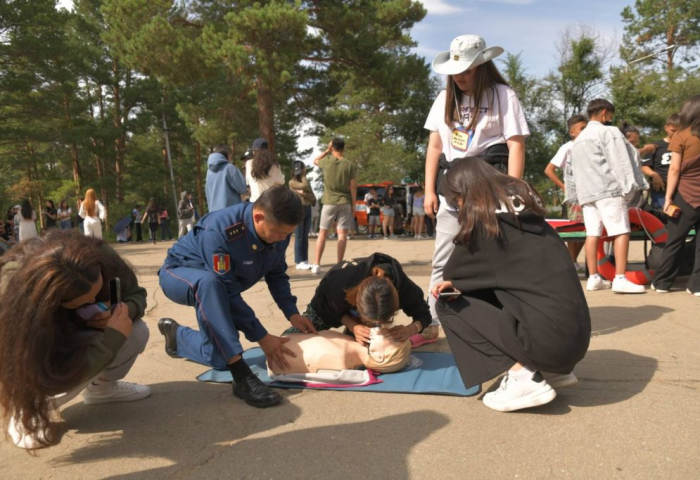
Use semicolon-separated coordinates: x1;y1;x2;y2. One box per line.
2;237;699;479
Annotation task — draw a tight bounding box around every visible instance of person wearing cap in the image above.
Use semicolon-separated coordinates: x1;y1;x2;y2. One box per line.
205;144;247;212
157;186;317;408
424;34;530;331
289;161;316;270
244;138;285;202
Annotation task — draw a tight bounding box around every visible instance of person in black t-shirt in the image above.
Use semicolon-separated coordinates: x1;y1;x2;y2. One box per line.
365;188;381;238
642;113;680;209
42;200;58;229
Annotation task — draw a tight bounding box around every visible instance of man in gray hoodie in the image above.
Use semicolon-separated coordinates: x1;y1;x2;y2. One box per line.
568;99;648;294
205;145;247;212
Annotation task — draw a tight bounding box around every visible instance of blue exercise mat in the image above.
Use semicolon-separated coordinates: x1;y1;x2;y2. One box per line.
196;348;481;397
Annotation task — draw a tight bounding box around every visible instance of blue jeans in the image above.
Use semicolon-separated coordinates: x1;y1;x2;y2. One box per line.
294;205;312;264
59;220;72;229
650;190;666;209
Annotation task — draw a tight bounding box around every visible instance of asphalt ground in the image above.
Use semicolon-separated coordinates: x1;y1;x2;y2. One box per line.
1;235;699;479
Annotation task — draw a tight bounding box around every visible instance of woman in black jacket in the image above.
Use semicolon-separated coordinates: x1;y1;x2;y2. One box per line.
285;253;434;346
434;158;591;412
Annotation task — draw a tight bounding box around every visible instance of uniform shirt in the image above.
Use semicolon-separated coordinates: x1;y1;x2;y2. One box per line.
164;202;299;342
549;141;573;170
642;140;671;183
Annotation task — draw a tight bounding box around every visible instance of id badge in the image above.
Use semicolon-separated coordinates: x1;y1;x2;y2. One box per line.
451;126;472;152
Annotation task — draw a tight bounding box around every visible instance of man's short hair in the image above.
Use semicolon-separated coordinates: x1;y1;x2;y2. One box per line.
331;138;345;152
587;99;615;118
666;113;681;127
254;185;304;226
567;114;588;129
212;145;229;159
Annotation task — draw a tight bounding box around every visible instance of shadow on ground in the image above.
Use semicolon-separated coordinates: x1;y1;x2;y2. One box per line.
589;305;673;337
55;386;448;479
504;349;658;416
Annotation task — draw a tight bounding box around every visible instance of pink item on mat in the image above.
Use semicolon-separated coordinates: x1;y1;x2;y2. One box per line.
410;333;438;349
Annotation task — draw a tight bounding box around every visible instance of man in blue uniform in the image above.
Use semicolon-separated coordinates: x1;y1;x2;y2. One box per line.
157;186;317;408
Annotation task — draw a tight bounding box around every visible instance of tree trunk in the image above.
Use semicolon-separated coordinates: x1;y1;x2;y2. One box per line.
666;25;675;71
196;140;204;214
62;95;83;194
256;77;275;154
112;60;125;203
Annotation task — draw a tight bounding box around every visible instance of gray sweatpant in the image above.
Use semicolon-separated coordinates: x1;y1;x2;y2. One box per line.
428;204;460;324
50;319;150;409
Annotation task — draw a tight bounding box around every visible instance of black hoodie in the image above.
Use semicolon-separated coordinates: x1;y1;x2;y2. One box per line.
309;253;431;329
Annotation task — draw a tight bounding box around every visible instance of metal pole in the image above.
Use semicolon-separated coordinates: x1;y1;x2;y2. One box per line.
161;96;179;220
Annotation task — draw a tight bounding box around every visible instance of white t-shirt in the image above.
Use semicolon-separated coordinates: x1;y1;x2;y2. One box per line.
245;160;285;202
549;141;573;169
424;84;530;163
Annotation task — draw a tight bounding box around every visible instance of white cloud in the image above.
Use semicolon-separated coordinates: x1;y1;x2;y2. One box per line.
418;0;467;15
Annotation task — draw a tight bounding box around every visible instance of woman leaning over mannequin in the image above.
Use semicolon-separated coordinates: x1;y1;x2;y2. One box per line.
423;35;530;329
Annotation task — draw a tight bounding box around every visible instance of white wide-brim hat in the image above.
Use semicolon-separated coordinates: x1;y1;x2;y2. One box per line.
432;35;504;75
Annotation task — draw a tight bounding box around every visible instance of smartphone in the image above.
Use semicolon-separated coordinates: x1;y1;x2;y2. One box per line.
109;277;121;310
76;302;109;320
438;290;461;298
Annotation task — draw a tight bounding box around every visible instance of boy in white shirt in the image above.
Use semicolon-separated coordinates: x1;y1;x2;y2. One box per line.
544;115;588;271
569;99;648;294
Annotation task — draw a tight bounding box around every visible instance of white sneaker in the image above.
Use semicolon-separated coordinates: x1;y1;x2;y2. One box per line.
8;415;52;449
542;372;579;389
82;381;151;405
687;289;700;297
295;262;311;270
586;276;612;291
482;371;556;412
310;264;321;275
612;277;646;294
651;284;669;293
390;235;397;239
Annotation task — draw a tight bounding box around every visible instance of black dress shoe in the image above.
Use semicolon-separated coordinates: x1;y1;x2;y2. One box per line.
157;318;180;358
233;374;282;408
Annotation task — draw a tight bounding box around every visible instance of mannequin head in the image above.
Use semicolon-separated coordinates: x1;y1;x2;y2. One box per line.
365;330;412;373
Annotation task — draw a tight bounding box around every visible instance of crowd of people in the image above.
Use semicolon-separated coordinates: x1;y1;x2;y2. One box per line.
1;33;699;450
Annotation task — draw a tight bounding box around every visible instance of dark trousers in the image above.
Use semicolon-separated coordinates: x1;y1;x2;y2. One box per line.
426;215;434;236
437;294;518;387
160;220;172;240
149;223;158;243
135;222;143;241
294;205;312;264
653;191;700;292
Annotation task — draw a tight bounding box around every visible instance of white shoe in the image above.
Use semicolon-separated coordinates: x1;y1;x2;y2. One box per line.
8;415;52;449
310;264;321;275
482;371;556;412
82;381;151;405
612;277;646;294
295;262;311;270
651;284;669;293
586;276;612;291
687;289;700;297
542;372;579;389
390;235;397;239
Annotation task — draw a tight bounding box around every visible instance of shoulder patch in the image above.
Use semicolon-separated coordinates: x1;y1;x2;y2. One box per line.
212;253;231;275
225;222;246;242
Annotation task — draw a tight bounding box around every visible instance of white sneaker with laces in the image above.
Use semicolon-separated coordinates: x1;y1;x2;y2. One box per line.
542;372;579;389
82;381;151;405
651;284;669;293
586;276;612;291
482;371;556;412
295;262;311;270
310;264;321;275
8;415;52;449
688;289;700;297
612;277;646;294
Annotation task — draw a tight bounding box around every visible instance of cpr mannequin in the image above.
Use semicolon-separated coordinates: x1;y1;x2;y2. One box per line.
268;329;412;376
268;276;413;383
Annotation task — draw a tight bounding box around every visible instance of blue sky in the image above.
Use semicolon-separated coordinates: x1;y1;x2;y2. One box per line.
414;0;635;78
